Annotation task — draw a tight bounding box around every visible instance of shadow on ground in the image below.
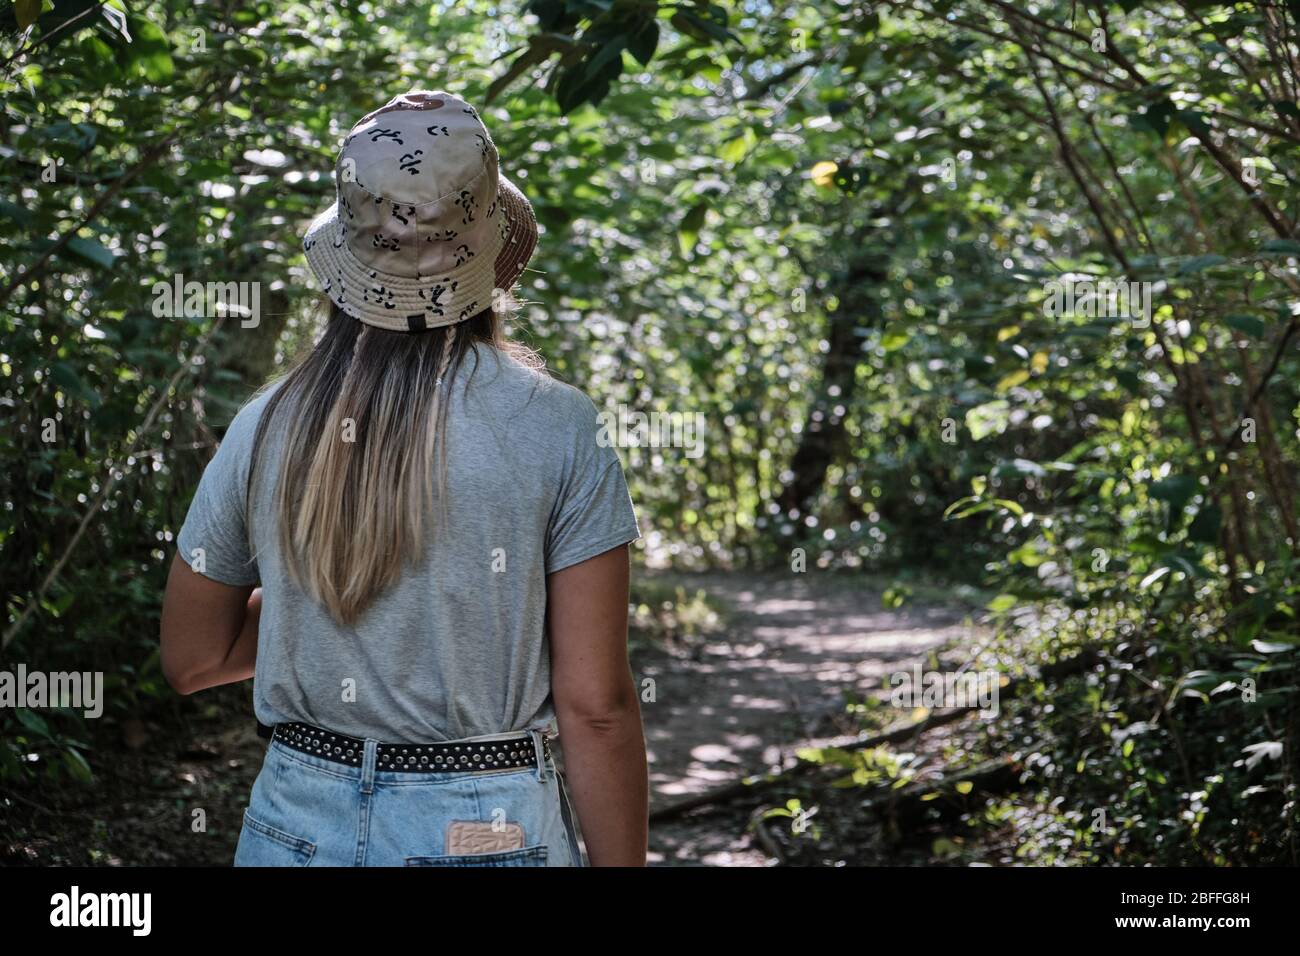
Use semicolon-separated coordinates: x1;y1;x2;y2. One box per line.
636;570;985;866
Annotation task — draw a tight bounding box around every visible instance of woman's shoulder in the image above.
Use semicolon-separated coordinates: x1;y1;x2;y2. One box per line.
467;345;601;426
219;378;287;450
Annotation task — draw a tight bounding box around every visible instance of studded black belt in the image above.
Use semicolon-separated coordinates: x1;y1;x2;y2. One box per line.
271;721;550;773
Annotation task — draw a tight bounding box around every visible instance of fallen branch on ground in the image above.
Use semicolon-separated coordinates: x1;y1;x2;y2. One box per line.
649;648;1097;822
649;706;975;822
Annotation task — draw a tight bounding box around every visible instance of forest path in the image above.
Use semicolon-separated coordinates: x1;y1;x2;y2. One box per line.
633;571;983;866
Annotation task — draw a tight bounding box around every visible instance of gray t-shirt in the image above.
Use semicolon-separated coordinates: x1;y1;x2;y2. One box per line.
176;345;640;743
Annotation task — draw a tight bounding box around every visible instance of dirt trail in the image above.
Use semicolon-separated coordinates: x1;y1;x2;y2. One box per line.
635;571;982;866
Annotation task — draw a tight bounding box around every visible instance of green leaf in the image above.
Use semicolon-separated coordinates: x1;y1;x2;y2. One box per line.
880;328;910;351
944;495;988;519
966;400;1010;440
64;236;116;269
719;127;757;165
1177;254;1226;275
1252;639;1295;654
994;458;1075;478
98;2;132;44
583;34;628;81
1176;109;1211;137
127;16;174;84
627;18;659;65
16;0;41;30
1149;475;1197;513
881;585;911;609
677;200;709;258
1129;100;1174;137
987;594;1018;613
487;39;562;104
0;199;35;227
995;369;1030;392
15;708;51;737
50;361;95;402
63;747;95;783
671;9;737;44
1187;504;1222;543
41;589;75;617
1261;238;1300;254
1140;565;1171;589
1224;314;1266;339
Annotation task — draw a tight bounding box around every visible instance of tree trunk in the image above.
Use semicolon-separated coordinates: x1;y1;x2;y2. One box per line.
776;244;886;518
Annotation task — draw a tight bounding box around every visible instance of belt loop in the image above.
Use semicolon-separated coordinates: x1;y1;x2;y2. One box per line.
529;729;547;783
360;738;378;794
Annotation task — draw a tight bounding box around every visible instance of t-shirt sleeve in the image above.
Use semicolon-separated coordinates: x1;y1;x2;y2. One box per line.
176;408;260;587
545;392;641;574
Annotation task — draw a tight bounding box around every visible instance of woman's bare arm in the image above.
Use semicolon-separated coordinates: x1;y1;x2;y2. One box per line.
547;544;648;866
160;553;261;694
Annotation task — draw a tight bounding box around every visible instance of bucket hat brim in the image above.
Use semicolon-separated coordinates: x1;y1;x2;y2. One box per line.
304;174;536;333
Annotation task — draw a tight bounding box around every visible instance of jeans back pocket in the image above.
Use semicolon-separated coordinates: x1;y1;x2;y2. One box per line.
404;846;548;867
234;811;316;867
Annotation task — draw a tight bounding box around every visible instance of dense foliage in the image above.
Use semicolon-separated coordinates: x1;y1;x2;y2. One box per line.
2;0;1297;863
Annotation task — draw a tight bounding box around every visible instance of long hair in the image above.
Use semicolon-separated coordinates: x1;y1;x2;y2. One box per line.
247;299;538;626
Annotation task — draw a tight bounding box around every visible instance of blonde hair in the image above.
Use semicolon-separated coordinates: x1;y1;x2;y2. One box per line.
248;301;538;626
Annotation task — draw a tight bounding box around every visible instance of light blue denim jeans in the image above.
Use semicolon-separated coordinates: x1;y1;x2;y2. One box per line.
234;728;585;867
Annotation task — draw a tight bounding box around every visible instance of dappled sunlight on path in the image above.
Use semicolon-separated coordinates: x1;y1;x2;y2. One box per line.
637;571;982;866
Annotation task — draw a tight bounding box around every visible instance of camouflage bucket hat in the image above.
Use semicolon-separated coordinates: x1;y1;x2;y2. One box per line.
302;90;538;332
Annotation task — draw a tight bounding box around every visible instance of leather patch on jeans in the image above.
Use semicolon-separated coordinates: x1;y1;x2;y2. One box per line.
446;821;525;855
